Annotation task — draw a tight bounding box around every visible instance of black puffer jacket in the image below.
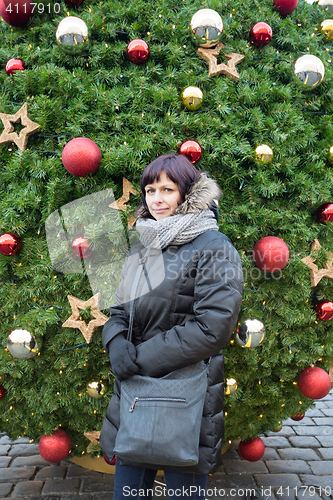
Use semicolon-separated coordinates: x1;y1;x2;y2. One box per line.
100;173;244;475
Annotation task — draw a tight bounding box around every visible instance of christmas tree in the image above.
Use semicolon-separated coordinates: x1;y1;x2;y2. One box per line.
0;0;332;461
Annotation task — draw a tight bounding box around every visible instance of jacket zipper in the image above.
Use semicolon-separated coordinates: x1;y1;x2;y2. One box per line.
129;396;186;412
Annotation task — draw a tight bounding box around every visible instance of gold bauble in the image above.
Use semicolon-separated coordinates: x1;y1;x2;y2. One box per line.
181;87;203;111
255;144;273;164
224;378;237;395
190;8;223;48
272;421;283;432
87;381;105;399
321;19;333;39
56;16;89;54
294;55;325;89
328;146;333;164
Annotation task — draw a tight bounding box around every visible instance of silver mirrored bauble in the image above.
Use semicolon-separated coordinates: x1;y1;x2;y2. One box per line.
190;9;223;48
7;329;41;359
56;16;89;54
87;380;105;399
236;319;265;348
319;0;333;13
294;55;325;88
224;378;238;395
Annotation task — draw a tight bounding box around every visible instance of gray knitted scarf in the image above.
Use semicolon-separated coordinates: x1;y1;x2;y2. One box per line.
135;209;219;249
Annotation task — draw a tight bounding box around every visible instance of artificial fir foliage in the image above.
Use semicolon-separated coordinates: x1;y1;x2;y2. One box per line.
0;0;333;459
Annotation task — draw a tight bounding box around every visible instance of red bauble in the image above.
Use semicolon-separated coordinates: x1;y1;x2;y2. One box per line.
71;236;93;259
38;429;71;463
317;203;333;224
249;22;273;46
0;232;21;256
291;412;305;421
298;366;331;400
239;437;265;462
0;385;6;399
273;0;298;17
103;454;116;465
64;0;84;5
126;39;150;65
62;138;102;177
178;140;202;164
314;299;333;321
252;236;289;272
5;58;24;75
0;0;33;26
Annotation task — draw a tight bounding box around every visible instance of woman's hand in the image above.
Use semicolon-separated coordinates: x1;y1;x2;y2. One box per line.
108;335;139;381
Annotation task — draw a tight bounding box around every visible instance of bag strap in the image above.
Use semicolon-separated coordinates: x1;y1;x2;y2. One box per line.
127;248;150;342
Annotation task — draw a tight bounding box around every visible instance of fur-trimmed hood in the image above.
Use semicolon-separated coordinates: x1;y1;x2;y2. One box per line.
134;172;222;220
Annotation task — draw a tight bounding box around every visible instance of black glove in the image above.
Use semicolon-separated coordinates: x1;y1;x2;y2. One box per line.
108;334;139;381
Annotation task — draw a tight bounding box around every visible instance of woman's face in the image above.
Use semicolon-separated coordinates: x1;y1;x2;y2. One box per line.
145;170;182;220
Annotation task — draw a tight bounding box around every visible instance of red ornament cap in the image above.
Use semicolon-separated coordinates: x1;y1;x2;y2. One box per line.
314;299;333;321
71;236;93;259
38;429;72;463
62;138;102;177
273;0;299;17
239;436;265;461
178;140;202;163
0;232;21;256
252;236;289;272
6;58;25;75
249;22;273;46
126;39;150;65
298;366;331;400
0;0;34;26
317;203;333;224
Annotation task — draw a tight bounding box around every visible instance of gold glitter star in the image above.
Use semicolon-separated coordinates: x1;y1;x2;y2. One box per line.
197;42;244;82
0;102;40;151
301;239;333;287
62;293;108;344
84;431;100;452
109;177;139;228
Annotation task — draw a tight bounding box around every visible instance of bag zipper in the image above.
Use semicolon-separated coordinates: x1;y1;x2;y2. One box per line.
129;396;186;412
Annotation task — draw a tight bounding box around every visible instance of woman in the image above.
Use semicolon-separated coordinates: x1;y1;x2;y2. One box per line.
100;153;243;499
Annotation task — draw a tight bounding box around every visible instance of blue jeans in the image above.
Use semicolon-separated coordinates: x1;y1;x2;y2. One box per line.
113;464;208;500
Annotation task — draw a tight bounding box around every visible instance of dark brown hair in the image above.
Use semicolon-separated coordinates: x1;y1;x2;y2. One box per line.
140;154;200;209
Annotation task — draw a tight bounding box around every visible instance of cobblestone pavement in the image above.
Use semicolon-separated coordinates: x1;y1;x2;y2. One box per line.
0;389;332;500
